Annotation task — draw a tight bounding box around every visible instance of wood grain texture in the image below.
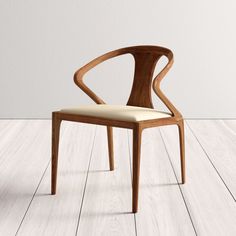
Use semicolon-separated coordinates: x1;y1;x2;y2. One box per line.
160;123;236;236
0;120;51;236
17;122;96;236
77;127;136;236
126;52;160;108
187;120;236;200
128;128;196;236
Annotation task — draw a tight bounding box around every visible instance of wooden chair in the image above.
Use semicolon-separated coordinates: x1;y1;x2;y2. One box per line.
51;45;185;213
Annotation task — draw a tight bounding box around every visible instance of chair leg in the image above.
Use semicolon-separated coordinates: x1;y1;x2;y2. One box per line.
107;126;114;171
132;125;142;213
178;120;185;184
51;113;62;195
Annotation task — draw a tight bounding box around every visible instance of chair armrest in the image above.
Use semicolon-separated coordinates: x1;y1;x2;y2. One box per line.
74;49;130;104
152;53;182;119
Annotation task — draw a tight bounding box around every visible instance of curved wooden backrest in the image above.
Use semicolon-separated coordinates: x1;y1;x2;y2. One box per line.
74;45;181;118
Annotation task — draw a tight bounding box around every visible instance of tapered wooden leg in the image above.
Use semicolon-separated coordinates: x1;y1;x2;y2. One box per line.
178;120;185;184
107;126;114;171
51;112;62;195
132;125;142;213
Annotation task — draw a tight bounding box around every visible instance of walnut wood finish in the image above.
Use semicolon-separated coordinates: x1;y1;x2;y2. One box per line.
107;126;114;171
178;120;185;184
132;124;142;213
51;112;62;195
51;45;185;213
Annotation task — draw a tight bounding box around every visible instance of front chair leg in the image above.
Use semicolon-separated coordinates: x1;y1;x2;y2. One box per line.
51;112;62;195
178;120;185;184
107;126;114;171
132;125;142;213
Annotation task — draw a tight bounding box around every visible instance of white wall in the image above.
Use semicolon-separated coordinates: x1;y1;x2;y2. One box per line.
0;0;236;118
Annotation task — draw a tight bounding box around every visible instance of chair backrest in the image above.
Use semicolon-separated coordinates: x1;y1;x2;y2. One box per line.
125;46;173;108
74;45;180;117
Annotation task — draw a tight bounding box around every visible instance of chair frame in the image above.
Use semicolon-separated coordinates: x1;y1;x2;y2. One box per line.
51;45;185;213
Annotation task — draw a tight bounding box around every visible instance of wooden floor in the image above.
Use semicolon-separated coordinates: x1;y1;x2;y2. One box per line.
0;120;235;236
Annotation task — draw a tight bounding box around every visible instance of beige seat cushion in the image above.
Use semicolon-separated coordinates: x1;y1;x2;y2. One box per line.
60;105;171;122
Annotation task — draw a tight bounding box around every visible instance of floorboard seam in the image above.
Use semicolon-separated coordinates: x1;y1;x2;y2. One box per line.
75;126;97;236
186;121;236;202
127;129;138;236
159;129;198;236
14;159;51;236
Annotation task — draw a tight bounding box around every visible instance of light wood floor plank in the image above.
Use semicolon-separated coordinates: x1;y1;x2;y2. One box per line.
223;120;236;133
77;127;136;236
160;123;236;236
0;120;10;131
17;122;96;236
0;120;32;166
0;120;51;236
187;120;236;200
128;128;196;236
1;120;236;236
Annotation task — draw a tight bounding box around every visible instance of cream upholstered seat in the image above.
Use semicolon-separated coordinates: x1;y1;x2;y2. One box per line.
61;105;171;122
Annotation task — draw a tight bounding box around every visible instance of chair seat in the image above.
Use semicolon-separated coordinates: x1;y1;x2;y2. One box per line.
60;105;171;122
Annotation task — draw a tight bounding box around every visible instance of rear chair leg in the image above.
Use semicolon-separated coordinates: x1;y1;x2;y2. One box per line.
51;112;62;195
178;120;185;184
107;126;114;171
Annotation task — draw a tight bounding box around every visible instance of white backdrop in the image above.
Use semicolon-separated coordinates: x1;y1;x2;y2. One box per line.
0;0;236;118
